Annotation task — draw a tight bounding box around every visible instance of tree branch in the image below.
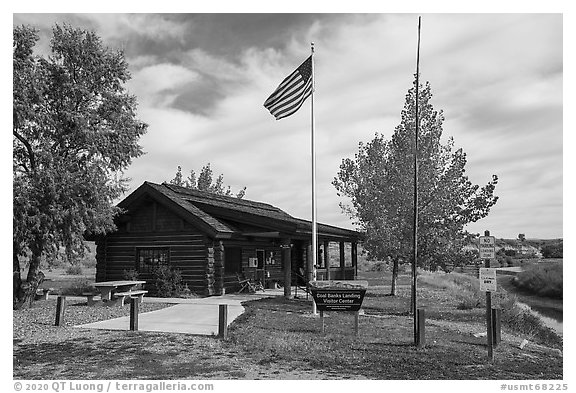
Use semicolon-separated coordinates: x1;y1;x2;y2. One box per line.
13;129;36;172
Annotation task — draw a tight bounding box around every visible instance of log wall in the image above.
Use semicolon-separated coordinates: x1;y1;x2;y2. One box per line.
95;200;212;294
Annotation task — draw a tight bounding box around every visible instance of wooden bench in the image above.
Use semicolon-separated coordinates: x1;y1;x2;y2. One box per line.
111;290;148;306
35;288;54;301
82;292;100;306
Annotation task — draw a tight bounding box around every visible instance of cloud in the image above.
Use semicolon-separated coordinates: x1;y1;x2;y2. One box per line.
128;63;200;108
11;13;563;238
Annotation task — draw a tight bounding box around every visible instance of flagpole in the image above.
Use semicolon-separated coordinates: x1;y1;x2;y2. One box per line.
311;42;318;315
411;16;422;345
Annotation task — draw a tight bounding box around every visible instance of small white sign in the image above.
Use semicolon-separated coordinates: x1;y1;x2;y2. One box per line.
479;268;497;292
478;236;496;259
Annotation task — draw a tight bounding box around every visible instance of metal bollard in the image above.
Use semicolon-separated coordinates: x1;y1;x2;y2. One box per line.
417;308;426;348
55;296;67;326
491;308;501;347
130;297;139;331
218;304;228;339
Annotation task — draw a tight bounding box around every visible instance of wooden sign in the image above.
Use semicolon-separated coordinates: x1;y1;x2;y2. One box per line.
310;280;368;312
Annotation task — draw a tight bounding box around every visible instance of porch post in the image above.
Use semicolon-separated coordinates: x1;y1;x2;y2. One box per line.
352;242;358;279
324;240;330;280
339;241;345;279
282;238;292;299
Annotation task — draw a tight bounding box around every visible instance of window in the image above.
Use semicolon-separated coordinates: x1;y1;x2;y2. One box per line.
225;247;242;274
136;247;169;273
345;243;353;267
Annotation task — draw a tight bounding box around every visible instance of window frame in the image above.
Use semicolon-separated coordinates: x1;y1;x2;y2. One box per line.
135;247;170;274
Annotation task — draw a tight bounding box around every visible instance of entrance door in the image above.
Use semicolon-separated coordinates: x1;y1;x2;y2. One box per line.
256;249;266;286
291;241;306;286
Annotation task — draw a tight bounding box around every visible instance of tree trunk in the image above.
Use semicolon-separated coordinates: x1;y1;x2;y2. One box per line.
13;241;44;310
13;245;23;307
390;257;399;296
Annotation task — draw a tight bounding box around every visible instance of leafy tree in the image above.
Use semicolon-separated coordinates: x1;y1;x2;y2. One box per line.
333;78;498;295
13;24;147;308
169;164;246;198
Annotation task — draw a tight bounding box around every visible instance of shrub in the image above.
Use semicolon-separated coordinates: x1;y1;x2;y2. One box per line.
59;278;94;296
122;269;140;281
150;265;185;297
65;264;83;275
369;261;389;272
512;262;562;299
80;258;97;269
541;242;563;258
505;249;517;257
456;292;482;310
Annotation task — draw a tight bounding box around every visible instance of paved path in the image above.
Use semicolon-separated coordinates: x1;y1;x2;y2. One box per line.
75;291;279;335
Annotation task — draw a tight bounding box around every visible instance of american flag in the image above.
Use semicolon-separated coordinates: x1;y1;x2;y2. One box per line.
264;56;312;120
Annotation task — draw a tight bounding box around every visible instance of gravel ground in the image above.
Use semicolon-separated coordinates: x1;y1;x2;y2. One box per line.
13;297;331;380
13;297;173;344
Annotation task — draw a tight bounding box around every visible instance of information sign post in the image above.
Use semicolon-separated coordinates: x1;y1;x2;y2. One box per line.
479;231;496;361
310;280;368;336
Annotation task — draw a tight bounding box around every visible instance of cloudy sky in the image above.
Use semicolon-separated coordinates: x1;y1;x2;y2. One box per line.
12;11;564;239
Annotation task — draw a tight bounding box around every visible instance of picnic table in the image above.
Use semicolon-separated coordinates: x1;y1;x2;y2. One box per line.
93;280;146;300
86;280;147;306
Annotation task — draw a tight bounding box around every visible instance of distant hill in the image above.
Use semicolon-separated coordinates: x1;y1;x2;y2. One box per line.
496;238;563;247
463;238;563;259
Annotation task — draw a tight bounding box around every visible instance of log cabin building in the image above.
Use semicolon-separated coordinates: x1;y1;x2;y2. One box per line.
90;182;361;296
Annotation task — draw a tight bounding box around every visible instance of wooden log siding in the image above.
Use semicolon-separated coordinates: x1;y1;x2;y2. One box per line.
128;201;187;233
97;232;210;294
95;240;107;281
263;248;283;287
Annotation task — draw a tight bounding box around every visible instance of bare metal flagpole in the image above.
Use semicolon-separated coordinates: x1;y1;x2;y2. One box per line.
311;42;318;315
412;16;422;345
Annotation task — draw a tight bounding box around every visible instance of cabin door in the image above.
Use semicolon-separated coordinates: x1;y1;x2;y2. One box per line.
292;241;306;286
256;249;266;286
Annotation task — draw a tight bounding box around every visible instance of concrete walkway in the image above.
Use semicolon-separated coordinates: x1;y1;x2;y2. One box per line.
75;291;280;335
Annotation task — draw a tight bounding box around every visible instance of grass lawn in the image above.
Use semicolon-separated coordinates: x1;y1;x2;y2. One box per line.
13;270;563;380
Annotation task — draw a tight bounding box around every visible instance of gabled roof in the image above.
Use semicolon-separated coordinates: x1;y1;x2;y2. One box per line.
117;181;361;241
162;182;295;223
